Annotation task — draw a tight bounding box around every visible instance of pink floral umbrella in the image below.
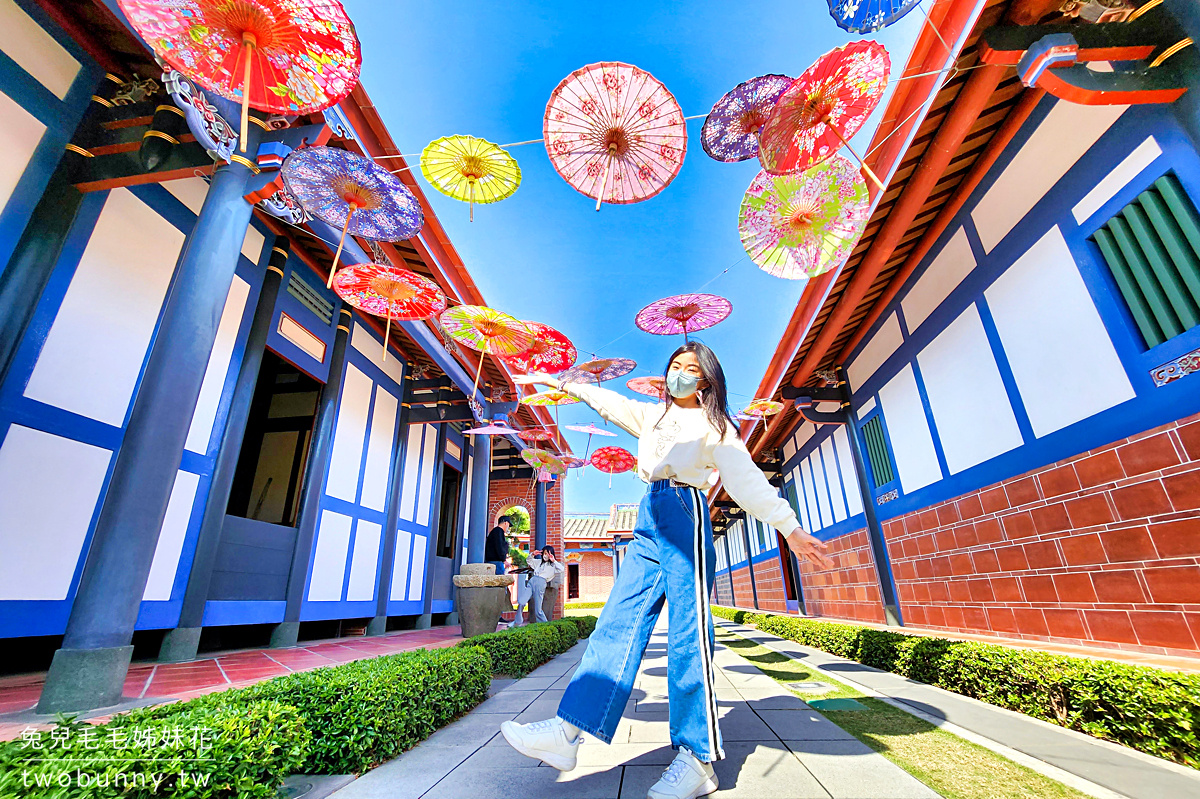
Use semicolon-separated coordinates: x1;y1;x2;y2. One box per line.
590;445;637;488
635;293;732;342
565;422;617;459
561;357;636;386
544;62;687;211
464;421;517;435
627;376;666;399
518;429;554;443
500;322;577;374
740;399;784;418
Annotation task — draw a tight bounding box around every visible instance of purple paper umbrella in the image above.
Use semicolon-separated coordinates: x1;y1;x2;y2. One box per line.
701;74;793;163
635;293;732;341
560;357;636;386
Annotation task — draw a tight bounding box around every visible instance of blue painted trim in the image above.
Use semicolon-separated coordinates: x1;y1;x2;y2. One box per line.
908;359;951;480
386;599;424;616
202;600;285;626
268;256;338;382
975;297;1036;443
431;599;454;614
301;599;376;622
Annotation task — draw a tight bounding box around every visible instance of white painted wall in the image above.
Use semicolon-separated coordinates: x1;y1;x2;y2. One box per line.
832;426;864;516
142;470;199;601
985;227;1135;437
0;0;78;99
351;322;405;385
415;425;439;526
1072;136;1162;224
25;189;185;426
901;227;977;333
917;305;1024;474
0;426;111;600
407;533;427;601
308;510;352;601
878;364;943;493
0;90;45;217
345;519;380;601
185;276;250;454
391;530;412;600
848;312;903;390
359;385;397;512
398;424;423;522
325;363;372;503
820;438;848;522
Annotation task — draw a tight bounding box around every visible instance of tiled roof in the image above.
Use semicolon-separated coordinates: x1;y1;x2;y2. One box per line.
564;515;610;539
608;504;639;532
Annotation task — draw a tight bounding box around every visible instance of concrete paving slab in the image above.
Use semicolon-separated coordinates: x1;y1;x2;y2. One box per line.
329;742;478;799
502;675;559;691
756;710;856;741
715;706;777;741
735;689;811;710
783;740;942;799
471;690;540;714
418;713;509;749
462;734;545;769
574;741;678;768
622;741;833;798
514;696;565;722
423;765;623;798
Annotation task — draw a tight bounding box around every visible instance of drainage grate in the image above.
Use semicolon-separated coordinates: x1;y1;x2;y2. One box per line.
786;681;835;694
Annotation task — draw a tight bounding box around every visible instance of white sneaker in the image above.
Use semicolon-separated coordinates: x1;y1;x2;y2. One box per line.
647;750;719;799
500;717;580;771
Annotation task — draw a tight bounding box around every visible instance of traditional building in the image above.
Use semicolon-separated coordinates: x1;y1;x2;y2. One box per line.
0;0;566;714
713;0;1200;658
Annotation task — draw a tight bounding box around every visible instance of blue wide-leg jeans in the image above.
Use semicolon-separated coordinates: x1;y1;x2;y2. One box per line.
557;479;724;762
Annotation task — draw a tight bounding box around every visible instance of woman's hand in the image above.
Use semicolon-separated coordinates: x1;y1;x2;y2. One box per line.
785;527;834;570
513;372;557;388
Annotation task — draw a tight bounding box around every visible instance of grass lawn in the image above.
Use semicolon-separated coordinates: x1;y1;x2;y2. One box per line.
715;628;1090;799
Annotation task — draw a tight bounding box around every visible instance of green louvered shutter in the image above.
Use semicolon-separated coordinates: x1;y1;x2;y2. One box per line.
860;416;896;488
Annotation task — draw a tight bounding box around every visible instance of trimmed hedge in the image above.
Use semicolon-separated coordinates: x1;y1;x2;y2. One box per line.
566;601;606;609
713;606;1200;768
571;614;598;640
457;616;596;677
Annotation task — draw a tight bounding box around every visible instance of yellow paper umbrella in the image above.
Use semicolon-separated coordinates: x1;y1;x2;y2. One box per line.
439;305;533;399
421;136;522;222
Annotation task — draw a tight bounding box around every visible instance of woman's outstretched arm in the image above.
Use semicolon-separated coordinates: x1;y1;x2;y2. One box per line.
514;373;654;437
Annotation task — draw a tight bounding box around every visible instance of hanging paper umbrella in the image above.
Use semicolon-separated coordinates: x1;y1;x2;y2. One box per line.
758;41;890;189
518;429;554;443
635;293;732;342
501;322;577;374
740;398;785;418
700;74;793;163
520;388;580;451
420;135;521;221
283;146;424;286
332;263;446;361
562;456;589;469
439;306;533;400
118;0;361;152
565;422;617;459
626;375;666;400
544;61;687;211
590;445;636;488
739;156;869;280
464;421;517;435
829;0;921;34
522;448;567;476
561;357;637;386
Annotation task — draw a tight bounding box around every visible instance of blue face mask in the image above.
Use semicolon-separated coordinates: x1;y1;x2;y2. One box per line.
666;371;700;398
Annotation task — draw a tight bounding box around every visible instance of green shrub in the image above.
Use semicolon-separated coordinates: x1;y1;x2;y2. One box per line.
460;621;564;676
712;605;1200;768
1;700;308;799
565;601;605;609
570;614;598;640
550;618;580;650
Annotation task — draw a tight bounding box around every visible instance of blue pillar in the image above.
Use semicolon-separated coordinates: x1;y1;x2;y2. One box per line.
159;238;289;662
466;433;491;564
272;308;352;648
368;369;410;636
535;480;548;550
740;520;760;610
38;148;261;713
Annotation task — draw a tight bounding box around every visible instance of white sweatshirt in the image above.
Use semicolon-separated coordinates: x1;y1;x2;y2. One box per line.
562;382;801;536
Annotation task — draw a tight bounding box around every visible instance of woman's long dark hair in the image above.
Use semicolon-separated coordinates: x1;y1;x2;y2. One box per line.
655;341;736;439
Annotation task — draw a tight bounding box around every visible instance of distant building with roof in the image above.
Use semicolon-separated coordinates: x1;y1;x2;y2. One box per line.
512;503;637;602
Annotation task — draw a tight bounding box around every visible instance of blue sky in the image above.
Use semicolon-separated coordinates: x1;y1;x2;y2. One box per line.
344;1;925;514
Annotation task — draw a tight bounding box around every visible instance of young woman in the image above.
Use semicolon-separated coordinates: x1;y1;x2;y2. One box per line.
501;342;832;799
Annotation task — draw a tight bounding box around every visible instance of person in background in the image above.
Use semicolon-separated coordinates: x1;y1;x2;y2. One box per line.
485;515;512;577
526;545;565;624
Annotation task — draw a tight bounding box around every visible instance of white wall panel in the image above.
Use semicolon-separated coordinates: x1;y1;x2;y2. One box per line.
325;363;371;502
0;89;45;214
241;225;265;265
973;102;1127;252
345;520;380;601
142;470;199;601
821;438;848;522
25;189;184;425
878;364;943;493
847;312;903;390
918;305;1023;474
0;426;110;600
833;426;864;516
407;533;427;601
359;386;397;512
351;322;405;385
901;228;976;332
0;0;78;99
390;530;412;600
782;436;796;462
856;396;877;418
810;454;833;527
790;467;811;532
307;510;351;601
985;227;1135;437
1072;136;1162;224
415;425;438;526
801;458;823;530
398;425;423;522
794;422;815;452
185;276;250;454
162;177;207;214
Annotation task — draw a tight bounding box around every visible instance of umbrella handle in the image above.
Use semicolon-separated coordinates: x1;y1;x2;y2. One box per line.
327;205;354;289
239;35;256;154
471;355;485;401
824;116;884;192
383;306;391;362
595;156;614;212
469;180;475;223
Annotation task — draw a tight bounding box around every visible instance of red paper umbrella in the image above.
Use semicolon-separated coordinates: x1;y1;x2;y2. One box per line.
518;429;553;442
758;41;890;189
119;0;361;151
635;293;732;342
333;263;446;361
626;376;666;399
561;357;636;386
501;322;577;374
591;445;636;488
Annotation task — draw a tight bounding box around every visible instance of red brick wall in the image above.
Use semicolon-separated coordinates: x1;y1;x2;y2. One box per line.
488;478;564;617
797;528;888;623
748;557;791;613
884;413;1200;657
576;550;614;601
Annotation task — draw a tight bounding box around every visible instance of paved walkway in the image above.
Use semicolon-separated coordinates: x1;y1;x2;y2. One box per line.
0;626;462;739
332;619;940;798
719;619;1200;799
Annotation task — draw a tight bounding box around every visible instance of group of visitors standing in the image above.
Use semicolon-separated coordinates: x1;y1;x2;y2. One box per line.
485;514;564;625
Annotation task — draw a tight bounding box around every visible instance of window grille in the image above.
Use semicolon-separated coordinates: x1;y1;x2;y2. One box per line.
287;270;335;325
860;416;896;488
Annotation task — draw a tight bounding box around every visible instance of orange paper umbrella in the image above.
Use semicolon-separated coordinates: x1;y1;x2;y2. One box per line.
518;429;553;442
439;306;533;400
758;40;890;189
590;445;636;488
118;0;361;152
332;263;446;361
501;322;577;374
544;62;687;211
740;398;784;418
627;375;666;399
